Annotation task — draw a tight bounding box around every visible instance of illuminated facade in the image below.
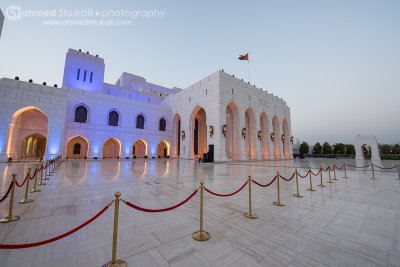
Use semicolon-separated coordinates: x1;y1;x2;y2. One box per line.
0;48;292;162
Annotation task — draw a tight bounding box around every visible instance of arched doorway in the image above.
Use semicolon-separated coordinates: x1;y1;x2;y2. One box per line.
190;106;207;160
66;136;89;159
172;113;181;158
103;138;121;158
225;102;241;160
245;107;256;160
282;119;290;159
157;141;169;158
260;112;269;159
133;139;147;158
272;116;281;159
355;135;381;161
7;106;48;160
21;134;46;159
361;144;371;159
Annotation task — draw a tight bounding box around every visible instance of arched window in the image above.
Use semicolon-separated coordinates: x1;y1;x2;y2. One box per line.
74;105;88;123
159;118;166;131
108;110;119;126
136;114;145;129
73;143;81;154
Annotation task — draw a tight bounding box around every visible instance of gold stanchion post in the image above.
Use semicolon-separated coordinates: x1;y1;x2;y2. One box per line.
327;165;333;183
19;168;33;204
30;164;41;193
103;192;127;267
293;169;303;198
244;175;258;219
273;172;285;206
307;166;316;192
370;163;375;180
193;181;210;241
332;165;338;181
45;161;51;180
50;159;55;174
39;161;46;186
343;163;348;178
318;166;326;187
0;174;21;223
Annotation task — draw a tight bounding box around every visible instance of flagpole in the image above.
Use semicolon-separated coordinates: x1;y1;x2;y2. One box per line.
248;53;250;84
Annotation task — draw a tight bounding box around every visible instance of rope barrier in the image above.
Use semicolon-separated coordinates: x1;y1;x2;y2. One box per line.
252;176;277;187
15;172;30;188
123;189;198;213
204;181;248;197
0;204;110;249
374;165;397;170
279;172;295;182
0;181;14;203
29;169;38;180
322;167;330;172
335;164;345;170
347;164;370;168
297;170;310;178
311;169;322;176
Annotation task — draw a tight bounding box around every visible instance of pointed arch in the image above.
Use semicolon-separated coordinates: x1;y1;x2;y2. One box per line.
66;135;89;159
245;107;256;160
225;102;241;160
282;119;290;159
272;116;281;159
172;113;181;158
190;105;207;160
133;139;148;158
157;141;170;158
260;112;270;159
103;138;121;158
7;106;48;160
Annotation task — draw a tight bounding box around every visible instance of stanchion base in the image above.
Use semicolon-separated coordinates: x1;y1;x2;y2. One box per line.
273;201;285;206
326;181;334;184
18;199;33;204
293;194;303;198
317;184;326;187
30;189;41;193
306;188;316;192
332;178;338;181
343;176;349;179
44;178;50;180
192;230;210;241
243;212;258;219
38;182;46;186
0;215;20;223
102;259;127;267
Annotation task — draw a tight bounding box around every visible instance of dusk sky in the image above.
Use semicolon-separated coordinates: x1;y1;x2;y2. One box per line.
0;0;399;145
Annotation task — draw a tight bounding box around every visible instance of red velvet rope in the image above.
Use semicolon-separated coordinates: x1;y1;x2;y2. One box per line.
124;189;198;213
297;170;310;178
374;165;397;170
335;164;345;170
322;167;330;172
204;181;248;197
29;169;38;180
0;181;14;203
252;176;277;187
279;172;295;181
347;164;370;168
0;205;109;249
311;169;322;176
15;172;30;187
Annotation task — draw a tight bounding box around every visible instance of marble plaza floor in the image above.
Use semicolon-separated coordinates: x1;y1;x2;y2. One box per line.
0;158;400;267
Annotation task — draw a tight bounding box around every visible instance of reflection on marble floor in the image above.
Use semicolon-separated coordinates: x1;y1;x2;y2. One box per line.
0;158;400;266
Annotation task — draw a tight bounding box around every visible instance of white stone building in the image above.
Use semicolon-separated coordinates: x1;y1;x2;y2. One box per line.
0;48;293;162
